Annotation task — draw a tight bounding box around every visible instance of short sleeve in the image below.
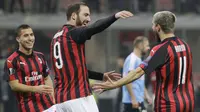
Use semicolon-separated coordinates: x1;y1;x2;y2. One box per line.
123;56;138;76
4;59;18;81
139;45;168;75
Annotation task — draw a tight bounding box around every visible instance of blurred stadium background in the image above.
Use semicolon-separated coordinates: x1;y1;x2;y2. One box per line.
0;0;200;112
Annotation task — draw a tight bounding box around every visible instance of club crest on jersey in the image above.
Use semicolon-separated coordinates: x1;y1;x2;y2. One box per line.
9;68;15;75
25;71;42;82
38;58;42;64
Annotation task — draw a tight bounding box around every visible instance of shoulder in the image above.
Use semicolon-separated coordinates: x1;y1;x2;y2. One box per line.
150;42;169;56
33;51;45;59
124;53;132;63
6;51;19;62
5;51;19;67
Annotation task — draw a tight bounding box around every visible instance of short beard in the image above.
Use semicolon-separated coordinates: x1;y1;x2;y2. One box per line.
76;15;82;26
154;31;161;43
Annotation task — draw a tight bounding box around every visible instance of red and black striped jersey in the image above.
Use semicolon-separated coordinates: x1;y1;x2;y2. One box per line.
140;37;194;112
51;25;92;103
4;50;54;112
51;15;117;103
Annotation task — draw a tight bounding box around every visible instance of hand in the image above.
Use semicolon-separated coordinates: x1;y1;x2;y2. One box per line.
92;76;116;93
34;85;53;94
115;10;133;19
103;70;121;81
132;99;139;109
146;97;152;105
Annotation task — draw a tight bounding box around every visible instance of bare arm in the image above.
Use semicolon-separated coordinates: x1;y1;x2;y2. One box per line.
44;76;55;103
144;87;150;100
126;83;139;108
126;84;136;101
115;67;144;88
9;80;36;92
9;80;53;94
144;87;152;104
44;76;54;90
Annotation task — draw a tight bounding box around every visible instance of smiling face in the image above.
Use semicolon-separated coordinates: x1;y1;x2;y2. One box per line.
16;28;35;51
75;5;91;26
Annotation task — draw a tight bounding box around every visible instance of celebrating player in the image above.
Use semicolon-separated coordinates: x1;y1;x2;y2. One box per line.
4;24;55;112
50;2;133;112
93;11;195;112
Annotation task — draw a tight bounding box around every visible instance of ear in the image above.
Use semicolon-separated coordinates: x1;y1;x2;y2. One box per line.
16;37;20;42
138;42;143;49
71;12;77;20
156;24;161;32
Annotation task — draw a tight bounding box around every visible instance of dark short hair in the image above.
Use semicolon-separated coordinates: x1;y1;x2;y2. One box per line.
133;36;148;47
66;2;88;20
153;11;176;33
16;24;31;37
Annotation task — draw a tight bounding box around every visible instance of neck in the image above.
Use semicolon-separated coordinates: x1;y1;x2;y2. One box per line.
19;47;32;55
66;20;76;26
159;33;175;41
133;48;142;58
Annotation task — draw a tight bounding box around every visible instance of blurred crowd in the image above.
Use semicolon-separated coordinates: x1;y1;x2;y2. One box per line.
0;0;200;14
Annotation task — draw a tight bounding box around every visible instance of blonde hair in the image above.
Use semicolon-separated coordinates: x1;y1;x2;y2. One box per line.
153;11;176;33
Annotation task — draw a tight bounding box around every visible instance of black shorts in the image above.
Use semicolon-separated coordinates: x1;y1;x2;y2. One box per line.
123;102;146;112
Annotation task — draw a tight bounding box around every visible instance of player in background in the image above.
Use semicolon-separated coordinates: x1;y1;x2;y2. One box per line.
122;36;152;112
93;11;195;112
4;24;55;112
50;2;133;112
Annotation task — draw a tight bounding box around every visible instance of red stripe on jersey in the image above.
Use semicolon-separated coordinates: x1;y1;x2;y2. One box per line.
28;58;40;85
63;26;76;100
171;40;185;112
69;36;86;97
8;53;26;112
67;37;78;99
19;56;36;112
184;42;195;112
167;46;176;112
81;44;91;95
161;64;167;112
34;55;43;78
155;71;161;112
62;27;72;101
42;95;52;108
52;38;62;103
29;58;45;111
177;39;190;112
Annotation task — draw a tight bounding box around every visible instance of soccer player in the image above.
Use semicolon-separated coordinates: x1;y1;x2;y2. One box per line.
4;24;55;112
122;36;152;112
93;11;195;112
50;2;133;112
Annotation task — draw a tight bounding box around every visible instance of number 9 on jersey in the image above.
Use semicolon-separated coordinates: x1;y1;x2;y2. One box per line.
53;42;63;69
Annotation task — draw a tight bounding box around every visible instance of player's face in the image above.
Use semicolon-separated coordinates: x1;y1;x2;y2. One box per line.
141;40;150;55
17;28;35;50
76;5;91;26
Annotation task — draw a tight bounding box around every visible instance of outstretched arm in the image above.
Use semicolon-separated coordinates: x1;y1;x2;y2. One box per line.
114;67;144;88
71;11;133;43
93;67;144;91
